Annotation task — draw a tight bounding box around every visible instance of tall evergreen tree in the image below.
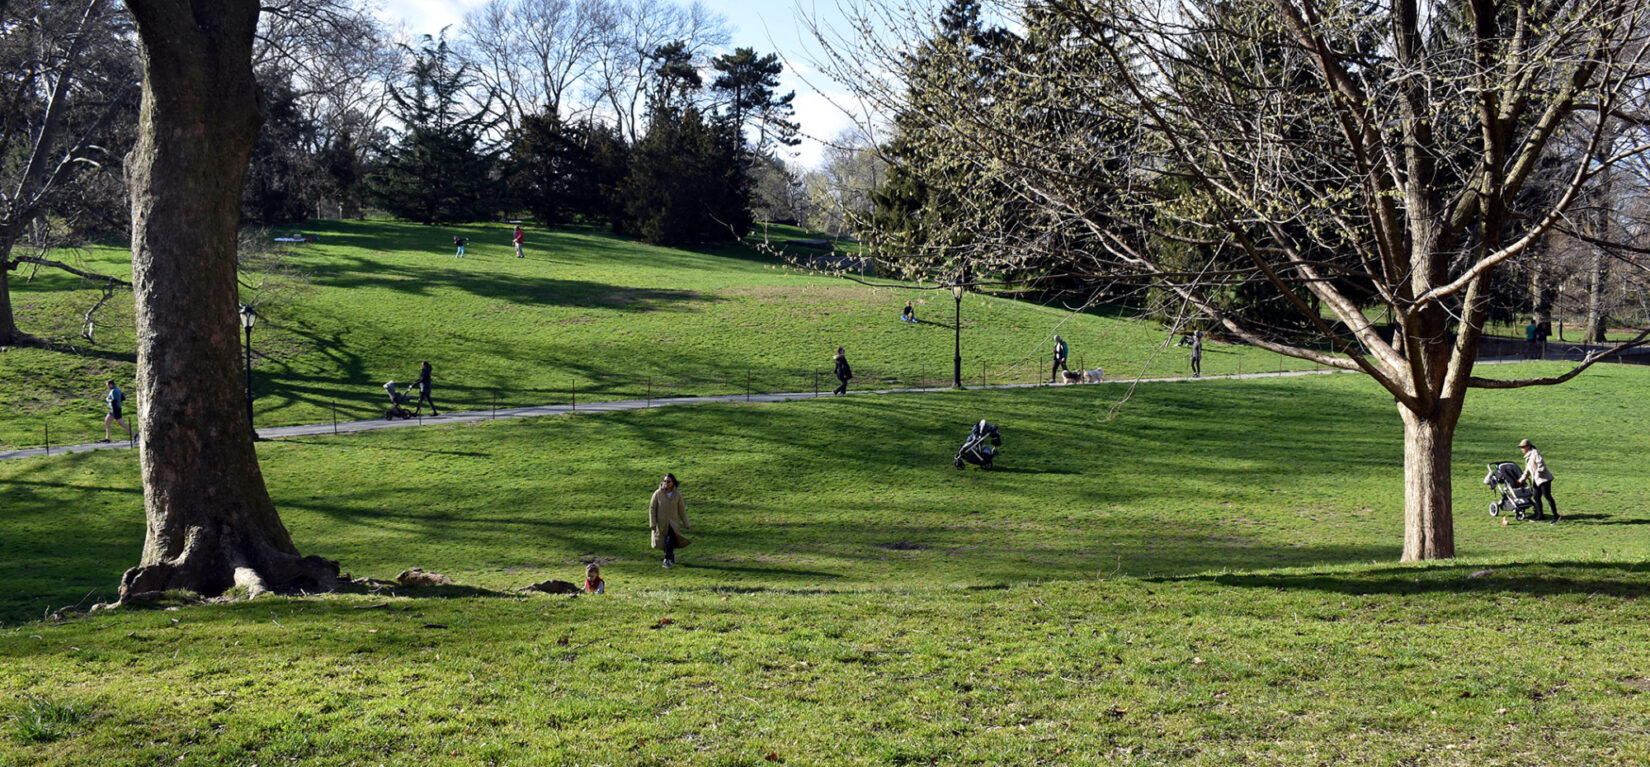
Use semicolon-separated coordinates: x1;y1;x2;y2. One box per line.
709;47;799;152
618;41;749;245
365;33;502;224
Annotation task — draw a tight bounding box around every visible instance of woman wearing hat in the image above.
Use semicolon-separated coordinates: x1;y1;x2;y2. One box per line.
1518;439;1559;523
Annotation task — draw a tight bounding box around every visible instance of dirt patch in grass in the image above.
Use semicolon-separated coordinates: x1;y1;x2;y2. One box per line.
877;541;925;551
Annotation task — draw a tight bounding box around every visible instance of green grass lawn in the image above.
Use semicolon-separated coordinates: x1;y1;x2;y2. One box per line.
0;220;1314;449
3;364;1648;764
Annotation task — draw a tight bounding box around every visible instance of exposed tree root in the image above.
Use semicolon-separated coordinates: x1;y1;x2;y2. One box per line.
119;534;338;604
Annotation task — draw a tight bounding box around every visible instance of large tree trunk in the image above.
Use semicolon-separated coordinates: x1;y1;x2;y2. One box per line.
0;228;28;345
118;0;336;602
1584;246;1609;344
0;256;22;346
1398;403;1460;561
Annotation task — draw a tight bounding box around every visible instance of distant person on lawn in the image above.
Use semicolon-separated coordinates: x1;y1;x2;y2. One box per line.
833;346;853;395
453;235;467;258
416;361;438;416
1524;319;1538;359
513;225;525;258
901;300;915;323
1190;330;1203;378
649;473;690;568
1519;438;1560;523
1050;335;1069;382
102;379;132;442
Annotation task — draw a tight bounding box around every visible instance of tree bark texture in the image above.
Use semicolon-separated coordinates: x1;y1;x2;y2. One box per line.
119;0;336;601
1398;400;1461;562
0;248;22;345
1585;246;1609;344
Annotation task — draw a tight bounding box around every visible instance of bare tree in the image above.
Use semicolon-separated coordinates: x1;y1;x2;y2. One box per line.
254;0;398;217
819;0;1650;560
119;0;337;601
586;0;728;142
0;0;136;345
460;0;607;130
803;127;885;236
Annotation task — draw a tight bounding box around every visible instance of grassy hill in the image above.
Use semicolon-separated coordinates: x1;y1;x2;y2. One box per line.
0;219;1311;449
3;365;1648;764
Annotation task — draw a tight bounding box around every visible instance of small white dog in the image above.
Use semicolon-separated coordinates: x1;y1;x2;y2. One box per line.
1081;368;1105;383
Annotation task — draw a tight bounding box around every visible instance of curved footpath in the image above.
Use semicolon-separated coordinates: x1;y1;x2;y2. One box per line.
0;367;1369;463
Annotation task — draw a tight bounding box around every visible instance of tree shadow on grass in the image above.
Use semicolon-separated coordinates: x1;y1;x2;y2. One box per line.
282;437;491;458
1150;561;1650;598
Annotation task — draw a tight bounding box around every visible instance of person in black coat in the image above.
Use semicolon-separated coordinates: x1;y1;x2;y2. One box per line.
832;346;852;395
416;361;439;415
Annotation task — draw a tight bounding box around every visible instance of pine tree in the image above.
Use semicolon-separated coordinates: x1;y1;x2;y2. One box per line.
365;34;502;224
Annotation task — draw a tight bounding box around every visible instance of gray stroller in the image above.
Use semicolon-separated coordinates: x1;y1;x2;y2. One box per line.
384;381;419;420
1484;462;1536;520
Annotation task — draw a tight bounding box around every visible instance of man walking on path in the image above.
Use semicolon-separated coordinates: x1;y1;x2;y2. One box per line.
1050;335;1069;382
833;347;853;395
1524;319;1539;359
416;361;439;416
103;379;133;442
1190;330;1203;378
1519;438;1559;523
513;226;524;258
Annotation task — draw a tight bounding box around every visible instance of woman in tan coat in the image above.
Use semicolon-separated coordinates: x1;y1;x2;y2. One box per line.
649;473;690;567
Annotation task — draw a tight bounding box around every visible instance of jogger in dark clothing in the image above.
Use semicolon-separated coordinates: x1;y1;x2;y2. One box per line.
416;361;438;415
833;347;852;395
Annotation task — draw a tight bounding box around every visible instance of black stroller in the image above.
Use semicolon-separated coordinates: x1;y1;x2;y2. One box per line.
954;419;1002;470
1484;461;1536;520
384;381;419;420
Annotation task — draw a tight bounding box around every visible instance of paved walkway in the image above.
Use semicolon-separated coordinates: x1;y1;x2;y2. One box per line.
0;368;1359;463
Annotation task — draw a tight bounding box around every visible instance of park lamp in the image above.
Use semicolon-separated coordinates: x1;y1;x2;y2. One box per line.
239;304;258;438
952;281;965;389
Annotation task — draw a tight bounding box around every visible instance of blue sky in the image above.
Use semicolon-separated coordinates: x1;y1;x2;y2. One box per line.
377;0;867;168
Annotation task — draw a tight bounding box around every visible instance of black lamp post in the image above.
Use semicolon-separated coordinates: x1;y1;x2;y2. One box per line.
239;303;258;439
952;283;964;389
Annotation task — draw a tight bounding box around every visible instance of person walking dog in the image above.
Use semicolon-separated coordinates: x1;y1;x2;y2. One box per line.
102;379;133;442
649;473;690;568
1050;335;1069;382
832;346;853;395
1519;438;1559;523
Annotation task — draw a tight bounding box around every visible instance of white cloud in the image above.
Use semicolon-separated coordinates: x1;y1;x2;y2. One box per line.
788;85;863;169
377;0;483;38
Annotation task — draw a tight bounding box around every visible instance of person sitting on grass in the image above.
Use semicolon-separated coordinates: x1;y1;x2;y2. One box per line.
901;300;915;323
584;563;605;594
